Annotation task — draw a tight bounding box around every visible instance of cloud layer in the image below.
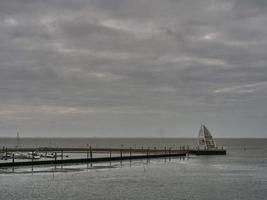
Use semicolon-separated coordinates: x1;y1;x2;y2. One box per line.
0;0;267;137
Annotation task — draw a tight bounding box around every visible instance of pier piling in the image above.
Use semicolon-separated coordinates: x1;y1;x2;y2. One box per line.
32;151;34;163
5;148;8;160
61;150;63;161
90;146;92;162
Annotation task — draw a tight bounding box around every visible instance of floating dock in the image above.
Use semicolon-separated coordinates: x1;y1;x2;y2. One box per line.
189;149;226;155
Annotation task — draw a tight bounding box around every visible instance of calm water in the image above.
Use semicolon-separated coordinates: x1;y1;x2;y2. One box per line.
0;138;266;200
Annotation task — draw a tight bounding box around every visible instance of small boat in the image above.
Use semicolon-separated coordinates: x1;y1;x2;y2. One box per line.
43;152;56;158
27;151;41;159
0;152;12;160
13;152;29;159
42;152;69;158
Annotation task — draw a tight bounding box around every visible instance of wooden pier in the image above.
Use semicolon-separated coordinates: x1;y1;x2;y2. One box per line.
0;146;226;168
0;152;186;167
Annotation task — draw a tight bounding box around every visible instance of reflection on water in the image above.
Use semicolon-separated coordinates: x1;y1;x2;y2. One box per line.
0;157;185;175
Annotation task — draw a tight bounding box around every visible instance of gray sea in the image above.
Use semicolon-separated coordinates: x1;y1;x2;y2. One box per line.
0;138;266;200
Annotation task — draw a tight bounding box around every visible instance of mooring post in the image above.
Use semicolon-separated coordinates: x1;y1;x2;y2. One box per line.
130;147;132;158
32;151;34;163
5;147;8;160
61;150;63;161
109;149;112;166
120;149;122;160
147;147;150;157
12;153;15;164
87;149;89;160
1;146;3;160
90;146;93;162
55;152;57;162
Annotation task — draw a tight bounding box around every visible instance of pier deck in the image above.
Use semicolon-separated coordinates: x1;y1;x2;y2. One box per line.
0;153;186;167
0;147;226;168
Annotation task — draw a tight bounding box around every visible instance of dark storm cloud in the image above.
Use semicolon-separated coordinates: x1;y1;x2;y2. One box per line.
0;0;267;137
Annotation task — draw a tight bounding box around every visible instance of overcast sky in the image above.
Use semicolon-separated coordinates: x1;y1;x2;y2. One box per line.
0;0;267;138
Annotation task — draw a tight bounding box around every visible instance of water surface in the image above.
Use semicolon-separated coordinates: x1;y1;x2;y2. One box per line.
0;138;266;200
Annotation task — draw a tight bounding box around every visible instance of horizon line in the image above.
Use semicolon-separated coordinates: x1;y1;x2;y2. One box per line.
0;136;266;139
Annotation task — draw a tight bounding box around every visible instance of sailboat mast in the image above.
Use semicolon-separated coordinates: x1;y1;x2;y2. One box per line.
16;131;21;148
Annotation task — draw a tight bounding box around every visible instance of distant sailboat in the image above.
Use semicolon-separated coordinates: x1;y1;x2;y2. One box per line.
16;132;21;148
198;124;217;149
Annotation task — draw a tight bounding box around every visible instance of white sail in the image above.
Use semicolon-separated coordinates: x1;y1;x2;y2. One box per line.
198;124;217;149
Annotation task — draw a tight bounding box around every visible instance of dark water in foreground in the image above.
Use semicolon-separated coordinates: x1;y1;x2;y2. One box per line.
0;138;266;200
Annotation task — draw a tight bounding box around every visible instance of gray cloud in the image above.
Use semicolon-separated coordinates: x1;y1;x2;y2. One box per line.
0;0;267;137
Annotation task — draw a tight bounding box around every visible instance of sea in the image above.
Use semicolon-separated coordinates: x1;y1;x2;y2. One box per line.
0;138;266;200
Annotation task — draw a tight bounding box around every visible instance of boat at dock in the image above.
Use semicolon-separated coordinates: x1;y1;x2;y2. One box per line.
26;152;41;159
189;124;226;155
198;124;217;150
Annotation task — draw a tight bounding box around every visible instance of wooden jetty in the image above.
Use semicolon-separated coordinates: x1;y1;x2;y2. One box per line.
0;146;226;168
0;151;186;167
0;147;187;167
